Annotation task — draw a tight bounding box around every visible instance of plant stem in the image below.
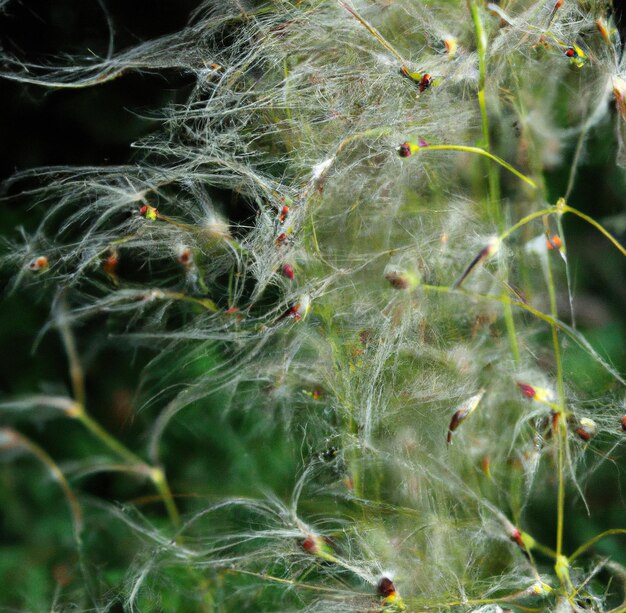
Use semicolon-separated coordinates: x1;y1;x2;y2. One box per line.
568;528;626;563
544;239;568;582
413;144;537;189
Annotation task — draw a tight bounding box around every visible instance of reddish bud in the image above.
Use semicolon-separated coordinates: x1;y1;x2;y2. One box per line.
311;389;321;400
178;248;192;266
278;206;289;224
29;256;49;271
419;73;432;93
510;528;524;548
546;235;562;250
565;48;575;58
621;415;626;432
139;204;158;220
378;577;396;598
302;537;316;553
517;382;536;399
282;264;295;280
552;411;560;434
482;455;491;478
103;251;119;283
574;418;597;442
447;411;462;444
398;142;412;158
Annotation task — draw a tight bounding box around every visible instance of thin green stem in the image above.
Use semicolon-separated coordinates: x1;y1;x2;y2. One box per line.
468;0;502;220
59;318;182;529
568;529;626;563
2;428;83;539
562;204;626;257
70;405;145;466
544;238;568;581
499;207;555;242
412;144;537;189
151;466;182;529
57;300;86;409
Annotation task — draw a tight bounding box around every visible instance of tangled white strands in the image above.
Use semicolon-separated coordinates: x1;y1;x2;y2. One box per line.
1;0;626;611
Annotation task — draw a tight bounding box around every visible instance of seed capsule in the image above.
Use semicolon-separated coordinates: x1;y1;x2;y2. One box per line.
453;237;501;288
278;205;289;224
446;389;485;444
418;73;432;93
398;142;412;158
178;247;193;267
516;381;553;404
139;204;158;220
546;235;562;250
301;534;336;562
282;264;295;280
28;256;49;271
574;417;597;442
377;577;406;612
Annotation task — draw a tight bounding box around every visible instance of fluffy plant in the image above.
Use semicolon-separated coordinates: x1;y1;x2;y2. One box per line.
1;0;626;611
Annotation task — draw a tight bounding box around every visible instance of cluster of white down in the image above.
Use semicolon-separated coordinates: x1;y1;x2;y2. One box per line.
2;0;626;610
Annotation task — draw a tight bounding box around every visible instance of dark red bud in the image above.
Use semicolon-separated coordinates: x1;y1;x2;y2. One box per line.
282;264;295;280
517;382;536;398
302;537;316;552
378;577;396;597
447;411;462;444
398;143;412;158
510;529;524;548
575;427;591;442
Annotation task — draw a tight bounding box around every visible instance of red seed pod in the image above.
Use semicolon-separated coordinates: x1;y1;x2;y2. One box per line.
282;264;295;280
510;528;524;548
565;47;575;58
546;235;562;250
398;142;412;158
278;205;290;224
446;390;485;444
378;577;396;598
447;411;462;444
29;256;49;271
552;411;560;434
302;537;317;553
178;248;193;267
517;382;536;399
419;73;432;93
574;418;597;442
482;455;491;478
139;204;158;220
103;251;119;285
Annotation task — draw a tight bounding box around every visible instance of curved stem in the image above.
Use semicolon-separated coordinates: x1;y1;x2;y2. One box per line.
568;529;626;563
562;204;626;257
409;144;537;188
